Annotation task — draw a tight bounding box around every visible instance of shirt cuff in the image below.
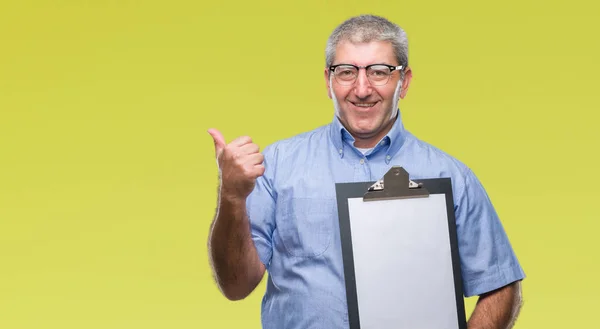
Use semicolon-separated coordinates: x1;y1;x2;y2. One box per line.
463;265;526;297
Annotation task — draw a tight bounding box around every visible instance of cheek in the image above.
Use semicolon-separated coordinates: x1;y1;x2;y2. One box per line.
332;85;349;101
378;86;398;102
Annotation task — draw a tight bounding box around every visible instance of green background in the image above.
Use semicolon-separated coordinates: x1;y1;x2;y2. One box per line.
1;0;598;328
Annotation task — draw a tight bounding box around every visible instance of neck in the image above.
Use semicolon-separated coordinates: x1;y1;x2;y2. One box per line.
353;138;379;149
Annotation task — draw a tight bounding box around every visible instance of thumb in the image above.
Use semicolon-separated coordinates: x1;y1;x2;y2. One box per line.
207;128;226;158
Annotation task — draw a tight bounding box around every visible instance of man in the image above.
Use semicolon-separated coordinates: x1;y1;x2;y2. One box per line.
207;14;525;329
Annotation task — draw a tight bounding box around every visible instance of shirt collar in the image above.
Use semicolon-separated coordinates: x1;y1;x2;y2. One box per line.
329;109;407;163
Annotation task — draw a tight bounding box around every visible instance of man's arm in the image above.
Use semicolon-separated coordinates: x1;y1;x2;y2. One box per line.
206;129;267;301
467;280;523;329
208;191;266;301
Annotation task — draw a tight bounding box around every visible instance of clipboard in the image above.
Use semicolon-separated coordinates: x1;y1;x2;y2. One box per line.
335;166;467;329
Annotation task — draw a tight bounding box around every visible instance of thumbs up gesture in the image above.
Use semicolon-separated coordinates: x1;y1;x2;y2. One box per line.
208;129;266;199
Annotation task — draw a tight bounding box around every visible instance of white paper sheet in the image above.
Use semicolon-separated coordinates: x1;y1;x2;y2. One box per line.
347;194;459;329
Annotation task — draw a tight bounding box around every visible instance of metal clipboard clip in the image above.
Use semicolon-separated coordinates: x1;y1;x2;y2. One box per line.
363;166;429;201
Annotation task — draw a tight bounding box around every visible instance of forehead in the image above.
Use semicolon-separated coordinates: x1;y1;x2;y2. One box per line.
333;40;396;66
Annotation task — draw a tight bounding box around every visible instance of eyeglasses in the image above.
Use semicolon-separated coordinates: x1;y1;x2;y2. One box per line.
329;64;404;86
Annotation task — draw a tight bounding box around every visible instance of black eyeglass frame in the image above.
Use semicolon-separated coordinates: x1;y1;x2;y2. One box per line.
328;63;405;85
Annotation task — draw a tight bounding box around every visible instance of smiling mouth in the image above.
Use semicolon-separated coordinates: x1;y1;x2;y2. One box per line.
350;101;378;108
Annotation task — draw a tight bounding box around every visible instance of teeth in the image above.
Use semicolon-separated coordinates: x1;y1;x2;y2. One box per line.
355;103;375;107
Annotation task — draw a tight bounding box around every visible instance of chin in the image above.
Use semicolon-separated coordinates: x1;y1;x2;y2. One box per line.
349;121;378;136
352;114;380;127
338;107;387;134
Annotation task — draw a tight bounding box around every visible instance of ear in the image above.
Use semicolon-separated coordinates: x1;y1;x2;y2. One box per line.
399;67;413;99
324;68;332;99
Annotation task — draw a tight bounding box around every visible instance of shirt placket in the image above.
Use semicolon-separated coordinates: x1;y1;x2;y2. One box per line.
353;152;372;181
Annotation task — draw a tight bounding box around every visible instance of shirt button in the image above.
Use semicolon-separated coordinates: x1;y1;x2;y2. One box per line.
339;149;343;154
386;155;391;160
359;159;365;164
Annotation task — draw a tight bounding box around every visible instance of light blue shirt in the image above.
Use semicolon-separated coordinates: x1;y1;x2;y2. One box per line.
246;110;525;329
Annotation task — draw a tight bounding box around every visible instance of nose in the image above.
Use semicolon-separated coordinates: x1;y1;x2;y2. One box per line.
353;69;373;99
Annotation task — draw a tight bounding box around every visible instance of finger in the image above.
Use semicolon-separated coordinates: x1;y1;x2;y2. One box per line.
249;164;265;178
230;135;253;147
238;143;260;155
207;128;226;158
245;153;264;166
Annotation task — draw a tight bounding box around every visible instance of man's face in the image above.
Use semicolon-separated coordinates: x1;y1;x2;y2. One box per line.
324;40;412;147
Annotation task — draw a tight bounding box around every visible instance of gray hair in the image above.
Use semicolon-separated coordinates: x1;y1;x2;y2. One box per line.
325;15;408;70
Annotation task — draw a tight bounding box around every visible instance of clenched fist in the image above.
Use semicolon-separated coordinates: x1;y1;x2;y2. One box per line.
208;128;265;199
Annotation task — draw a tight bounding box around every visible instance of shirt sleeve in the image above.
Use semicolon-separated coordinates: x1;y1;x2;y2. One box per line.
246;143;277;269
455;167;526;297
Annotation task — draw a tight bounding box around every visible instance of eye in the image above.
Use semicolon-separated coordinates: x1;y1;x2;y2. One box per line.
334;66;358;80
370;68;389;77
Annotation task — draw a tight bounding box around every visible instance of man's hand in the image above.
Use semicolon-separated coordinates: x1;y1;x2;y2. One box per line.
208;129;265;199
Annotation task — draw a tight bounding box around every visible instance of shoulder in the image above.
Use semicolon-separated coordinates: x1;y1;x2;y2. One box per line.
399;131;487;207
261;123;331;164
402;131;471;179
